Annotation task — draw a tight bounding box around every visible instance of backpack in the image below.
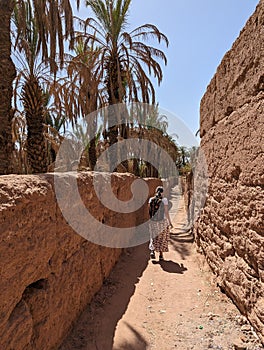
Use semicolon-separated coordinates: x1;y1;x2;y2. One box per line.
149;196;164;221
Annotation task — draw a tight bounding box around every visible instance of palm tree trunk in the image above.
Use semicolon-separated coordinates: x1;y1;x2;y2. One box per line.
132;158;140;176
23;77;47;173
0;0;16;174
88;108;98;171
88;138;97;170
107;56;121;171
108;105;119;171
120;119;129;172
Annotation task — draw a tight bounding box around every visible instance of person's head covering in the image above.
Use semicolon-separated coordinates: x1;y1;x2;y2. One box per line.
155;186;164;196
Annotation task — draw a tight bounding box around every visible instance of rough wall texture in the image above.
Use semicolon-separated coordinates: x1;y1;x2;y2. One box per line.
0;172;160;350
195;0;264;343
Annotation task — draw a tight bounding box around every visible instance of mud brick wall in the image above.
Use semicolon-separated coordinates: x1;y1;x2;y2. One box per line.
194;0;264;343
0;172;160;350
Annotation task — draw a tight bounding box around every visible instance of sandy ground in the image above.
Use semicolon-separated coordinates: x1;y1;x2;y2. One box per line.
60;188;263;350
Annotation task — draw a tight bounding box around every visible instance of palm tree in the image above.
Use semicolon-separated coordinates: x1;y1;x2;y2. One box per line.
42;89;68;169
43;114;66;169
55;38;104;170
127;103;177;177
81;0;169;152
11;110;28;173
0;1;16;174
144;107;169;134
177;146;191;172
13;1;52;173
0;0;78;174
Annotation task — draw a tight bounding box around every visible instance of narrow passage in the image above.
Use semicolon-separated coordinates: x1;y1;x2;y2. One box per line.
60;186;262;350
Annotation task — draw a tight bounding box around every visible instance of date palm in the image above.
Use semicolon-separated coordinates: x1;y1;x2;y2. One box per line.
0;1;16;174
11;110;28;173
128;103;176;177
13;1;52;173
0;0;78;174
55;38;104;169
82;0;169;150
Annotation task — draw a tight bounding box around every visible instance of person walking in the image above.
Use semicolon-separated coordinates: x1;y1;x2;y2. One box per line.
148;186;173;261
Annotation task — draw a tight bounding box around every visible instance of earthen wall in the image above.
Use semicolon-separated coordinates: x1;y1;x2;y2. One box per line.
194;0;264;342
0;172;159;349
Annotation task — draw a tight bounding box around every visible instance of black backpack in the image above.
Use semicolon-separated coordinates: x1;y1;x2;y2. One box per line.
149;195;164;221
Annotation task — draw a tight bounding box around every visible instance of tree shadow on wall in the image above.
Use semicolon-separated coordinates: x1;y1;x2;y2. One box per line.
59;243;150;350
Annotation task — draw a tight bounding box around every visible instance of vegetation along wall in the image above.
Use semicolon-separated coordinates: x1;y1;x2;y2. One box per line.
194;0;264;343
0;172;160;350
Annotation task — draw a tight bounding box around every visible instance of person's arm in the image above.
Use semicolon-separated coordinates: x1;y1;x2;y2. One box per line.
148;203;150;218
164;204;173;227
148;198;152;218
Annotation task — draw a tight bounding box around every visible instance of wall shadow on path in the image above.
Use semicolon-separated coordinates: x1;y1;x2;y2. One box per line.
59;243;150;350
112;322;148;350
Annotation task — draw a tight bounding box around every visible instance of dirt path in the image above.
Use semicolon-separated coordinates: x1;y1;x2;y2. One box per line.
60;187;263;350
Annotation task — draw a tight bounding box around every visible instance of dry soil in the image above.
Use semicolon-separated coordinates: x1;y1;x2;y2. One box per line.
60;189;263;350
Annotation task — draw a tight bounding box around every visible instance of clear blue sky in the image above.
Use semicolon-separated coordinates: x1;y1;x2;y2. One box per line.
75;0;259;139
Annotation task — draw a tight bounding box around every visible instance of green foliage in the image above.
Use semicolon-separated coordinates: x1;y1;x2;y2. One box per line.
179;163;192;176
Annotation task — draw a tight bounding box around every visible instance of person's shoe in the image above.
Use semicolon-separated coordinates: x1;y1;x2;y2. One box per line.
159;254;164;261
150;251;155;259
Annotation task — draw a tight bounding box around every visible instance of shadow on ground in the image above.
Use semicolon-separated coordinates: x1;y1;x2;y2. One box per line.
169;224;194;260
60;190;194;350
59;243;150;350
152;259;188;274
113;322;148;350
